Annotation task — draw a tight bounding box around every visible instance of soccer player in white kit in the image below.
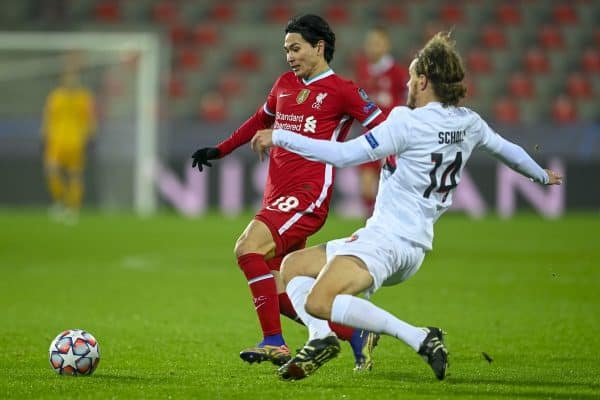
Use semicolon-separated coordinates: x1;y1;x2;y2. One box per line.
250;32;563;381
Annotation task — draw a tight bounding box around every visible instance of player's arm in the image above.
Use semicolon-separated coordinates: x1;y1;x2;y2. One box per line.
489;136;562;185
345;85;386;131
341;83;387;172
252;108;407;168
218;106;275;157
477;119;562;185
272;129;375;167
191;103;275;172
191;75;281;172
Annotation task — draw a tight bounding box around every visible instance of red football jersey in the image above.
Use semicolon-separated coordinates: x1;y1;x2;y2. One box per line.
355;54;407;173
355;54;407;115
216;69;385;213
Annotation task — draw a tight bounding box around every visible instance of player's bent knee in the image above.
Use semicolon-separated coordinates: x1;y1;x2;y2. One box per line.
233;223;276;258
233;241;246;258
280;252;303;285
234;237;256;258
305;291;333;320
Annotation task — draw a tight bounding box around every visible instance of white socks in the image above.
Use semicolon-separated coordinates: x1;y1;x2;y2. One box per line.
286;276;333;340
331;294;427;351
286;277;428;351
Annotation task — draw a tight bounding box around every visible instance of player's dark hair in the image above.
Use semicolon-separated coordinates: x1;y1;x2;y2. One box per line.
285;14;336;63
415;32;467;106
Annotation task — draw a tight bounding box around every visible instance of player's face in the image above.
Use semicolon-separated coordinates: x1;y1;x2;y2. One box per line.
284;33;324;80
406;59;419;109
62;71;79;88
364;31;389;63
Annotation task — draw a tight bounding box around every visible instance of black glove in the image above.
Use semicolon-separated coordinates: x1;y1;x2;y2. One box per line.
191;147;220;172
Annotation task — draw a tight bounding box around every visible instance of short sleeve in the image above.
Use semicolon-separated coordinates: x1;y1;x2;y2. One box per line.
342;82;383;128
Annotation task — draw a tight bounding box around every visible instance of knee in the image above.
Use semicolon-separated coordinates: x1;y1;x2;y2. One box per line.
234;236;254;258
305;290;333;320
280;252;303;285
233;241;245;259
233;225;275;259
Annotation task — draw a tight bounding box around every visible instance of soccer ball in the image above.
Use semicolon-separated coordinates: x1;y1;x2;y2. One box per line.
48;329;100;376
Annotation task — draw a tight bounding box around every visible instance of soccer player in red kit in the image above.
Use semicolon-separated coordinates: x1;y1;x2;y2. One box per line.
191;14;386;370
354;26;407;216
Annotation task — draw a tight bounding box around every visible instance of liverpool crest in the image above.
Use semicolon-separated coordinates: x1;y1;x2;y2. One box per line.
296;89;310;104
312;92;328;109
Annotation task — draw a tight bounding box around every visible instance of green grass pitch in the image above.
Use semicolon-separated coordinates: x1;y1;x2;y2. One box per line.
1;209;599;399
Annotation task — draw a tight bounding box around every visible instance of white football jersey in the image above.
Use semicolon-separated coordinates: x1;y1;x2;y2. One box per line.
273;101;548;250
361;102;506;249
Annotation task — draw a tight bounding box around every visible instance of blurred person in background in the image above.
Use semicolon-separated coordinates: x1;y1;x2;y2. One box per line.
354;26;407;216
190;14;386;370
41;54;96;224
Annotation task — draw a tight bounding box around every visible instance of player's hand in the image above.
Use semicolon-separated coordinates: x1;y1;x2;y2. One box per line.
545;169;563;185
191;147;220;172
251;129;274;162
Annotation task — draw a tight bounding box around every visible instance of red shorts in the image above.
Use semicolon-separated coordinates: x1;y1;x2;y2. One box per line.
255;192;327;263
358;160;381;173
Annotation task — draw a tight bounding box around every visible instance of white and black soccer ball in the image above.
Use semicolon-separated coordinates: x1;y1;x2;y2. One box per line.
48;329;100;376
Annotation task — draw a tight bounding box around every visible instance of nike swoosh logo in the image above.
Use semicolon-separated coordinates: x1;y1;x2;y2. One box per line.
279;93;293;97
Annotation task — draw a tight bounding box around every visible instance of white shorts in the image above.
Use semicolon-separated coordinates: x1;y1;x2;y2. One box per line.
325;226;426;297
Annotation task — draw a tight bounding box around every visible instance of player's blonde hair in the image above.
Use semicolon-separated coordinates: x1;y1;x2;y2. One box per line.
415;32;466;106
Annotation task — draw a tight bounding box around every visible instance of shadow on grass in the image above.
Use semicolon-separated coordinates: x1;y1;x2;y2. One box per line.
448;376;600;391
367;372;599;399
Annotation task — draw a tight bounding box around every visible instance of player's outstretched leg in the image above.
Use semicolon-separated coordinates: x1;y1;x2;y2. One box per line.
350;330;380;371
277;333;341;380
240;342;291;366
417;327;448;380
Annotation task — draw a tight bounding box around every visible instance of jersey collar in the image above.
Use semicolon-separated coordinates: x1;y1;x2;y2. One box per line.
302;69;335;85
426;101;444;108
368;54;394;75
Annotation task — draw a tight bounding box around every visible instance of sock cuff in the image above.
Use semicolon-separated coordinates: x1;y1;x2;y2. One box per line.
331;294;353;325
237;253;270;281
237;252;264;264
278;292;290;301
286;276;314;295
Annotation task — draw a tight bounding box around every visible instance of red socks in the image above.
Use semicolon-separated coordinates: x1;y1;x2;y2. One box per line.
329;322;353;341
237;253;281;336
238;253;355;342
279;293;303;324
